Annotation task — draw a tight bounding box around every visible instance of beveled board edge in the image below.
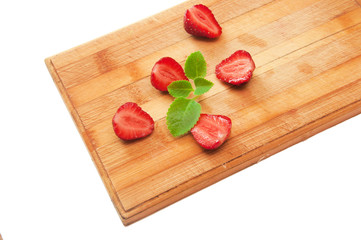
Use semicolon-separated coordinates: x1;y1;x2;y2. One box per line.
44;58;127;224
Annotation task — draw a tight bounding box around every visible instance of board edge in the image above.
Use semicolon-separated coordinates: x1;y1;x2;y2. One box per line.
44;57;129;225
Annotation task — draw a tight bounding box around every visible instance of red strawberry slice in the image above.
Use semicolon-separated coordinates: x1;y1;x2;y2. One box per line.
191;114;232;150
184;4;222;38
151;57;188;91
215;50;256;85
112;102;154;140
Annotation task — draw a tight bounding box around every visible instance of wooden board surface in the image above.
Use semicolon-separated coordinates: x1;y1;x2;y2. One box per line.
45;0;361;225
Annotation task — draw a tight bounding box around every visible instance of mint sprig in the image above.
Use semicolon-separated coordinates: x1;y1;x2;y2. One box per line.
166;51;213;137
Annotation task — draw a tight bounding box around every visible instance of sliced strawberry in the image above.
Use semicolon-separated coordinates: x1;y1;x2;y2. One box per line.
184;4;222;38
151;57;188;91
215;50;256;85
112;102;154;140
191;114;232;150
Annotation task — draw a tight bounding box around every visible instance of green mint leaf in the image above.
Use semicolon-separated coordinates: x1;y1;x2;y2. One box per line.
184;51;207;80
166;98;201;137
167;80;194;98
193;77;214;96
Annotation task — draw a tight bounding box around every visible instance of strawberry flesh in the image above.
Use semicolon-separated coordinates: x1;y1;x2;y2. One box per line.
184;4;222;38
151;57;188;91
112;102;154;140
191;114;232;150
215;50;256;85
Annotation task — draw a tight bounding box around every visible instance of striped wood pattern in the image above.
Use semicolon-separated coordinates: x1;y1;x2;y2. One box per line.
45;0;361;225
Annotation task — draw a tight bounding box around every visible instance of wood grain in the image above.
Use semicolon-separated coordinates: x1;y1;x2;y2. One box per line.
45;0;361;225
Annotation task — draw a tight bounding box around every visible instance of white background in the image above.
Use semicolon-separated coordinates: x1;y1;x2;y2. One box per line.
1;0;361;239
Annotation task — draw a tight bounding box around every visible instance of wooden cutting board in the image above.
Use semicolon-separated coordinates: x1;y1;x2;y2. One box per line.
45;0;361;225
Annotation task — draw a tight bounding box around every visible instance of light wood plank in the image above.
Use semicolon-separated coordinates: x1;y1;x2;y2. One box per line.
45;0;361;225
